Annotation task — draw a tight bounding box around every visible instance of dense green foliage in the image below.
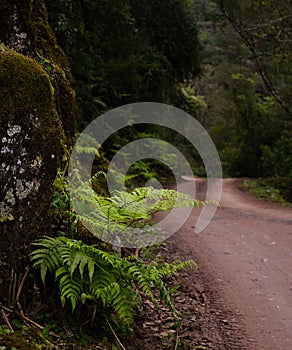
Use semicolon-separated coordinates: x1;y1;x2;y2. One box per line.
45;0;291;179
215;0;291;114
45;0;207;179
193;0;292;178
45;0;201;128
244;177;292;204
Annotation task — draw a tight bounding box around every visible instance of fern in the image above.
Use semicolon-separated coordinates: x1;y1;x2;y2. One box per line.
52;169;208;242
31;236;197;326
75;185;206;245
31;236;63;283
56;266;83;311
68;169;207;239
31;171;204;328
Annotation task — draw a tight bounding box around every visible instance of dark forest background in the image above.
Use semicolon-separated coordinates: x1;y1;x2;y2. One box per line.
45;0;291;181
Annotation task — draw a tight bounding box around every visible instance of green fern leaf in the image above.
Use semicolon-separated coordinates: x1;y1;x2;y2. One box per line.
40;264;47;285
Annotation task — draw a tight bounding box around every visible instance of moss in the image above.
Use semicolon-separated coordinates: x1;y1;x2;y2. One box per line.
0;50;54;115
0;0;76;304
0;0;76;146
0;49;64;209
0;49;66;300
25;0;76;144
1;327;42;349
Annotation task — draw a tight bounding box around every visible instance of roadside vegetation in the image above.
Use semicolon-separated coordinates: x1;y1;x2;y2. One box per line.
244;178;292;205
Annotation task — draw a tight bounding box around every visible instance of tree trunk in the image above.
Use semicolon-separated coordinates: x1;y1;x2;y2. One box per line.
0;0;75;308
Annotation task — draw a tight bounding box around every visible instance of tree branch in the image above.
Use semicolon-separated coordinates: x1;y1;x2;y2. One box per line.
218;1;291;115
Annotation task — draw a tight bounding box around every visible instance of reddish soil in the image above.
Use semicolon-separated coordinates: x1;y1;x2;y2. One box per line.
175;178;292;349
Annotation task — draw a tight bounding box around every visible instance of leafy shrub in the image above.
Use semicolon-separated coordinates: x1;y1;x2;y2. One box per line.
244;178;292;205
258;177;292;203
174;84;207;120
261;135;292;178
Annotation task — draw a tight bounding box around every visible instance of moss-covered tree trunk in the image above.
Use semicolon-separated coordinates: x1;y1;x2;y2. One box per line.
0;0;75;306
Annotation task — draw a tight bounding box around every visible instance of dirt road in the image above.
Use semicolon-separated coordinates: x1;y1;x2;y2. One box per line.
175;178;292;349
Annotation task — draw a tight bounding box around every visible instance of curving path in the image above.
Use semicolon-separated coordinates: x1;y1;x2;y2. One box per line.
174;178;292;349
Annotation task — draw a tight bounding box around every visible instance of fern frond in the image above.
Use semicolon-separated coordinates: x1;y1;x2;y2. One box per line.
123;263;155;303
56;266;83;311
31;236;63;283
84;245;119;268
111;290;135;325
59;239;96;282
74;181;206;239
88;274;135;325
